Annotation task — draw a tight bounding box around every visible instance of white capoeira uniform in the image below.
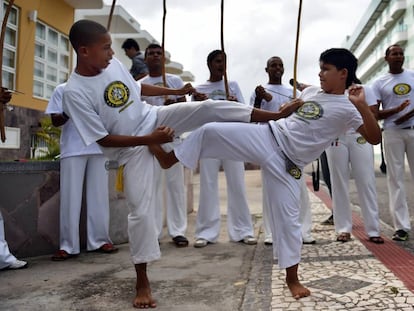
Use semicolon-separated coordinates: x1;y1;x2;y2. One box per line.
63;58;253;264
250;84;314;242
174;86;363;269
46;83;112;254
0;211;18;269
141;74;187;239
194;80;253;242
371;70;414;233
325;86;381;237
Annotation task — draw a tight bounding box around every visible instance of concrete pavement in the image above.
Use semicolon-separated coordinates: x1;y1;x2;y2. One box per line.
1;169;414;310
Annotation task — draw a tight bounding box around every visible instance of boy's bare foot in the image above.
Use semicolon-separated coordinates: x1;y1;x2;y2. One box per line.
133;263;157;308
133;287;157;309
286;279;311;299
285;264;311;299
148;144;177;169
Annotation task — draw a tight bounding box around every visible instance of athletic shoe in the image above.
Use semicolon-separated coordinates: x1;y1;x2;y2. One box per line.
194;238;209;248
7;259;28;270
264;237;273;245
240;236;257;245
392;230;409;241
302;236;316;244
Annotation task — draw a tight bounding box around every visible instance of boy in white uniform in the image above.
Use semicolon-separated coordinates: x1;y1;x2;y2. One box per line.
46;83;117;260
149;48;382;299
250;56;315;245
325;84;383;243
140;43;188;247
370;44;414;241
63;20;298;308
192;50;256;248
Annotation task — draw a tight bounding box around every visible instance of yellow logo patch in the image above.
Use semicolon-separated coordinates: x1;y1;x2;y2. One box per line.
393;83;411;96
296;101;323;120
104;81;130;108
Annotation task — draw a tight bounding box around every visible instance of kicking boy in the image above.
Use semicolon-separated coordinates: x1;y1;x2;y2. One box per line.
63;20;301;309
149;48;382;299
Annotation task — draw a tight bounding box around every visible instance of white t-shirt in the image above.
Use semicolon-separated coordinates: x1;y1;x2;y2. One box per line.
45;83;102;159
195;80;245;104
370;69;414;129
62;57;159;164
249;83;297;111
140;74;185;106
269;86;363;167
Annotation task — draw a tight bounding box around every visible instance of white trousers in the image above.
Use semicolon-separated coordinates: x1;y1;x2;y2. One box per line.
262;175;312;241
175;122;302;269
383;128;414;231
124;100;253;264
0;211;17;269
59;155;112;254
196;158;253;242
325;133;380;237
153;140;187;239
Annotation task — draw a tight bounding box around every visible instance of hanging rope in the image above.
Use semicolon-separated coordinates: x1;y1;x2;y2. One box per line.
107;0;117;31
0;0;15;142
161;0;167;87
220;0;230;99
292;0;303;99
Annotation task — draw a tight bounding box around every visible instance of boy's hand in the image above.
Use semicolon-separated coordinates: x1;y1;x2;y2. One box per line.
193;91;208;101
151;126;175;144
255;85;272;102
348;85;366;107
178;83;195;96
278;98;304;118
227;95;238;102
0;87;12;104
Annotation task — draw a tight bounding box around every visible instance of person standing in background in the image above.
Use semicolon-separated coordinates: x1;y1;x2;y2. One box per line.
250;56;315;245
370;44;414;241
140;44;189;248
46;83;118;261
192;50;257;248
122;38;148;81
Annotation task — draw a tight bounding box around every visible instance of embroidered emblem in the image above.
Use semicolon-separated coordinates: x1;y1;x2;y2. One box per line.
393;83;411;96
356;136;366;144
104;81;130;108
295;101;323;120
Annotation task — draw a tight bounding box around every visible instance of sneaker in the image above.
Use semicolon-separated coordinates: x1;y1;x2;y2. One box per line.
392;229;409;241
302;236;316;244
240;236;257;245
194;238;209;248
321;214;334;225
7;259;28;270
264;237;273;246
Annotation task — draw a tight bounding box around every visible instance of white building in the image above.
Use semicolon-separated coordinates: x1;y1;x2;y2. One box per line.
342;0;410;84
76;4;195;82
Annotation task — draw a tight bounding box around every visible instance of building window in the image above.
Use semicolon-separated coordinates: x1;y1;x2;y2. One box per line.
1;2;18;90
33;22;70;99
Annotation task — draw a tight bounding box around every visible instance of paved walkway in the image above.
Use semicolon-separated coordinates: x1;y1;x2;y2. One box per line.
1;170;414;310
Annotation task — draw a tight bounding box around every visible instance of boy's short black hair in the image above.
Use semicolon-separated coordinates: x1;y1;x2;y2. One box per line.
207;50;225;66
121;38;140;51
319;48;358;88
385;44;402;56
69;20;108;52
144;43;162;58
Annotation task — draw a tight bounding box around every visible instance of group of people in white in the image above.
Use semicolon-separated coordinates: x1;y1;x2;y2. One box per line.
1;19;413;308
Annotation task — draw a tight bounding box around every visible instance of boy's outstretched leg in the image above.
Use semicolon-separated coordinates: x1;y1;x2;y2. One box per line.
133;263;157;309
286;264;310;299
148;145;178;169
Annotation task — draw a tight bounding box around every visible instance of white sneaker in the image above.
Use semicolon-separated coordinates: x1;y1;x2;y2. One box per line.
241;236;257;245
302;236;316;244
194;238;209;248
7;259;28;270
264;237;273;245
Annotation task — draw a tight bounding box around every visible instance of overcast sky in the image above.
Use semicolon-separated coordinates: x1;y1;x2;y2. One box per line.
104;0;372;101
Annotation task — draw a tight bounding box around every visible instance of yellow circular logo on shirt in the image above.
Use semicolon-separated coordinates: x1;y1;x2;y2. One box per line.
296;101;323;120
393;83;411;96
356;136;366;144
104;81;130;107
